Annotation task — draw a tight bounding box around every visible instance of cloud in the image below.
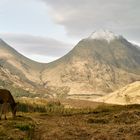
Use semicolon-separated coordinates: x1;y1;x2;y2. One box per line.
42;0;140;42
0;33;73;57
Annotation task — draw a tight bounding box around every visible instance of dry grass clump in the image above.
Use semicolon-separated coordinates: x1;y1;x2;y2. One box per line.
17;98;64;113
17;97;140;116
0;115;35;140
17;97;48;106
17;97;94;115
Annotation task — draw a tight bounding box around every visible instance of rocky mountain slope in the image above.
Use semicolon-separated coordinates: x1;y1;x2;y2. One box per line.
41;30;140;98
0;30;140;99
0;39;48;97
0;39;45;86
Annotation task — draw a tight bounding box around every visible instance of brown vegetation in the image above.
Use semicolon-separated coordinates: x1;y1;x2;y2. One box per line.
0;99;140;139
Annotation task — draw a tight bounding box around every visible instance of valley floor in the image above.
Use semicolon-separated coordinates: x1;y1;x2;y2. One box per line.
32;107;140;140
1;104;140;140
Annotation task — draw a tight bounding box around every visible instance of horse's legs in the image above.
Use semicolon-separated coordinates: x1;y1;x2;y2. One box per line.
0;104;4;120
3;103;8;120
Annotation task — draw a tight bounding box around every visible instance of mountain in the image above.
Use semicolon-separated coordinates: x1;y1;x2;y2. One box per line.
0;30;140;99
41;30;140;99
95;81;140;105
0;38;46;94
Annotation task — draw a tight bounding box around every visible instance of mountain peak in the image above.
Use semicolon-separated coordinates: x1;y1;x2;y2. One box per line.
89;30;119;42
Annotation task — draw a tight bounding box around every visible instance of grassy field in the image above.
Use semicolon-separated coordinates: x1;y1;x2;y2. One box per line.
0;99;140;140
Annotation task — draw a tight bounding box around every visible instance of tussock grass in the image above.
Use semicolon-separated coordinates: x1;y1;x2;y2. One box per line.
15;123;34;131
18;102;47;113
17;97;140;116
1;97;140;140
17;98;97;115
17;98;64;113
0;115;35;140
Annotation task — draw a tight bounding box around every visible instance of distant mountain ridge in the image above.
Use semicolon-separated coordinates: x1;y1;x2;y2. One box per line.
0;30;140;99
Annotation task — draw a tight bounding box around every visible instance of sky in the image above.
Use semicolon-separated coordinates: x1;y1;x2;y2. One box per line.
0;0;140;62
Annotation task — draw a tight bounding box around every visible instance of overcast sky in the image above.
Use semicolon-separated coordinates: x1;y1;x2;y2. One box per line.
0;0;140;62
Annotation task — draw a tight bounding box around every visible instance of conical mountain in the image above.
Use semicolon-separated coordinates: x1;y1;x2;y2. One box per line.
42;30;140;99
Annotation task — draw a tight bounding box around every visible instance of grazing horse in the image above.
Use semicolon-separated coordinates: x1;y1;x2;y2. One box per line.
0;89;18;120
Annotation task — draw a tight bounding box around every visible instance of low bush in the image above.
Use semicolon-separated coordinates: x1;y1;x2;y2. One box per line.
15;124;31;131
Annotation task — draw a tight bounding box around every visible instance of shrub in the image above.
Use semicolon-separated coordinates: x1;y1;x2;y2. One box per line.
18;102;47;113
15;124;31;131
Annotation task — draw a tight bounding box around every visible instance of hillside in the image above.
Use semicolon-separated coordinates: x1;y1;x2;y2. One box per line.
96;81;140;105
0;39;48;97
0;39;44;85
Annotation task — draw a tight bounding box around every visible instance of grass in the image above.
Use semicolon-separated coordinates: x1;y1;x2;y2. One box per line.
0;115;35;140
15;124;33;131
1;98;140;139
17;98;64;113
33;103;140;140
87;118;109;124
16;98;140;116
